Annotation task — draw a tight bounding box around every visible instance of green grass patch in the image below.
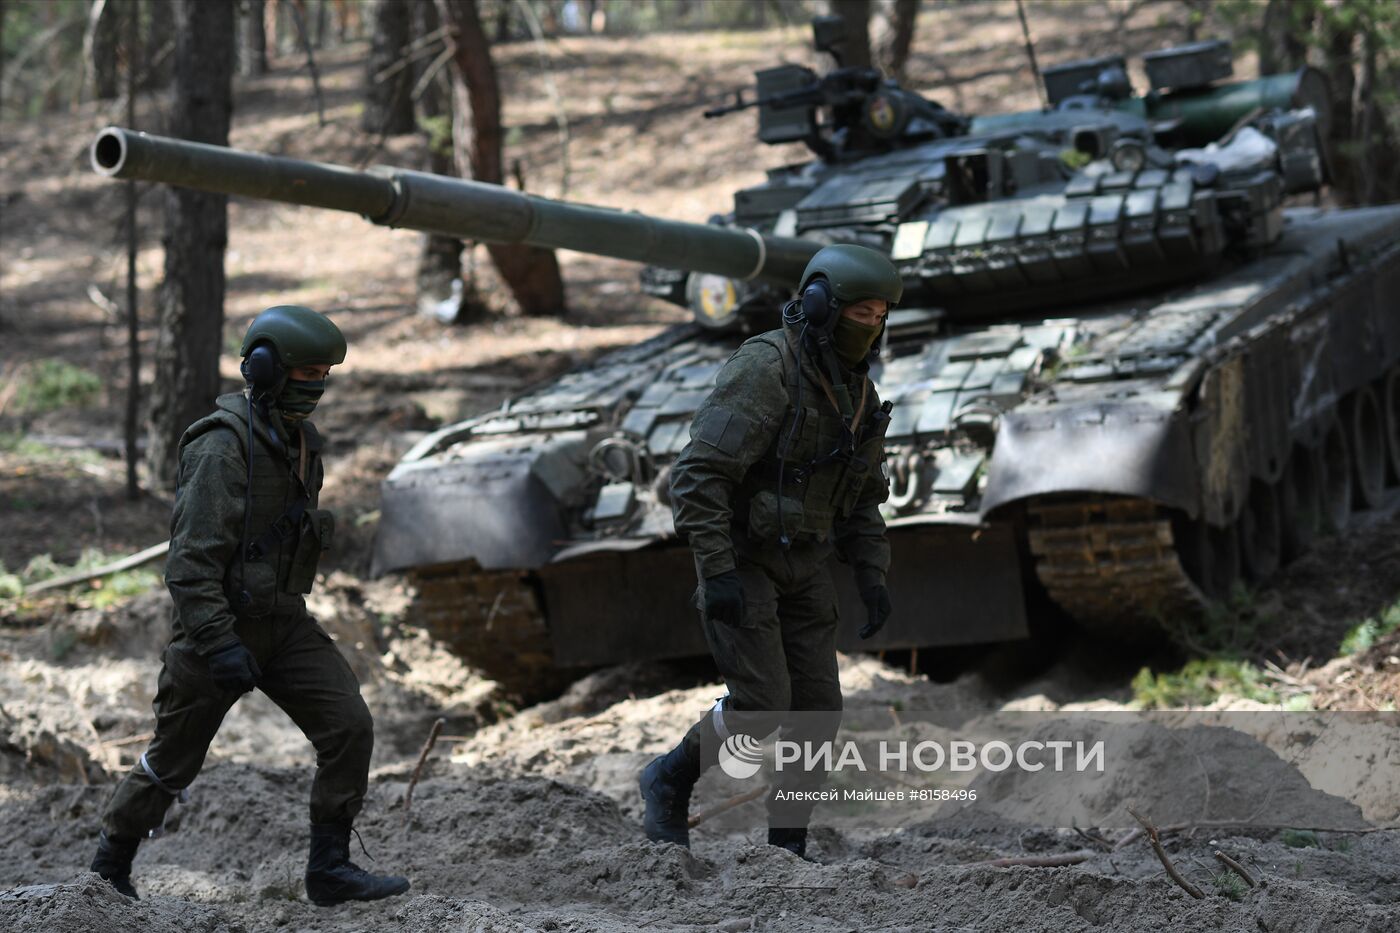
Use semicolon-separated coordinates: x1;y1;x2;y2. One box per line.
1281;829;1321;849
1211;869;1248;901
0;549;161;609
1338;598;1400;655
1131;658;1280;709
10;359;101;415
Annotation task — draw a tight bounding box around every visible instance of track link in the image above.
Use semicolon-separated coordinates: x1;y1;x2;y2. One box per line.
410;560;573;701
1027;497;1207;639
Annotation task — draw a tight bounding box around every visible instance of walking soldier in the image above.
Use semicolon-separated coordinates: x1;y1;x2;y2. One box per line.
90;306;410;906
641;244;902;858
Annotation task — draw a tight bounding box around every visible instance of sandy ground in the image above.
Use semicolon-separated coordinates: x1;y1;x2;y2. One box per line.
2;612;1398;932
3;3;1400;931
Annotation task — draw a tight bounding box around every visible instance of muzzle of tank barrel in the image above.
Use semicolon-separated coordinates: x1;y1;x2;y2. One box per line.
370;432;588;576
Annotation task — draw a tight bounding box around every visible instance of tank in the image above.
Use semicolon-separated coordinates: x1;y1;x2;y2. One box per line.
92;23;1400;696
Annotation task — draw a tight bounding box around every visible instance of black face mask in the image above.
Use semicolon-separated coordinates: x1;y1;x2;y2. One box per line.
832;316;881;367
278;378;325;421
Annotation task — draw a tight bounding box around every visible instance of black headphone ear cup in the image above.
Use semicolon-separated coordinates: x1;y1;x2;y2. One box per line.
801;280;834;329
243;344;283;396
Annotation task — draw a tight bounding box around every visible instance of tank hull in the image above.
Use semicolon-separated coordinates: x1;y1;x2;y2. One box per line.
392;204;1400;685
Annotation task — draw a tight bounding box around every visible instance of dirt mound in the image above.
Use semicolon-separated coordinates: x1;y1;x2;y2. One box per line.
960;717;1369;830
0;876;239;933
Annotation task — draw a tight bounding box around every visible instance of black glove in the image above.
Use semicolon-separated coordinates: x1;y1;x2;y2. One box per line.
207;641;261;694
859;584;892;640
703;570;746;627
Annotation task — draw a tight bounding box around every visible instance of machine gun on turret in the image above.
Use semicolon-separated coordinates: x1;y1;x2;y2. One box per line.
701;15;967;161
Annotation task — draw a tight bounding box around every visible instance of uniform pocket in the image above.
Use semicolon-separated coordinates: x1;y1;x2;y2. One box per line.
229;559;279;617
746;489;805;544
284;509;334;594
164;639;210;689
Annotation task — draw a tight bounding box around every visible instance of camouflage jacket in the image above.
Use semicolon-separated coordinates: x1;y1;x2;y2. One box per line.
165;393;328;656
670;326;891;589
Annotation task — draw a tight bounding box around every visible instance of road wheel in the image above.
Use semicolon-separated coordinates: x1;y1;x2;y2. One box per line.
1319;412;1352;533
1383;369;1400;484
1279;444;1321;561
1238;479;1281;581
1173;514;1241;600
1345;386;1385;509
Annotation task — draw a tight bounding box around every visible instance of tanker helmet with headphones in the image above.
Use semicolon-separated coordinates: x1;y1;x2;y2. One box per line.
794;244;904;334
238;305;347;398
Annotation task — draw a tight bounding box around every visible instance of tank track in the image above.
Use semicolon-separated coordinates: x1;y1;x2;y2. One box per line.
409;560;573;701
1026;496;1206;640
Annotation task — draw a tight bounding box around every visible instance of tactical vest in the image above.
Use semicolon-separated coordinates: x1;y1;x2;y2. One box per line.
734;332;891;546
178;395;332;618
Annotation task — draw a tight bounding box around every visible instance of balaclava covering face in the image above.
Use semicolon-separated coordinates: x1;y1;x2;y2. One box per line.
831;315;881;367
278;378;325;421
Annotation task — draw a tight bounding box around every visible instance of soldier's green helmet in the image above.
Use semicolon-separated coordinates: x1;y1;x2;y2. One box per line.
239;305;347;368
795;244;903;332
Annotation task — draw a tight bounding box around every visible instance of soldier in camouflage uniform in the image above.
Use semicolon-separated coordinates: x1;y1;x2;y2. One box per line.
641;245;902;858
90;306;409;907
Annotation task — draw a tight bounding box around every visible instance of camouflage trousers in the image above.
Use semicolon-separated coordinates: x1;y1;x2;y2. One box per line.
101;610;374;841
682;539;844;828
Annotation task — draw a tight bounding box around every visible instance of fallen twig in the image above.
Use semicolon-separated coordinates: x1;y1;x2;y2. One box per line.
1128;805;1204;899
101;732;154;748
688;785;768;829
1113;818;1383;851
25;541;170;596
976;849;1095;868
1073;827;1115;851
1112;826;1144;850
403;717;446;821
1213;850;1258;888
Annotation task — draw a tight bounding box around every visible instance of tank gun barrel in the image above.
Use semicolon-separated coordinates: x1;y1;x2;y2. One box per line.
90;126;818;287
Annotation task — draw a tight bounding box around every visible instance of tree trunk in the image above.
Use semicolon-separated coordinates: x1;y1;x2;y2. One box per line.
1258;0;1308;75
0;0;6;119
87;0;120;100
146;0;235;487
363;0;415;134
142;0;175;90
413;0;482;324
437;0;566;316
1324;23;1358;204
242;0;268;75
1356;28;1400;205
873;0;917;83
828;0;871;69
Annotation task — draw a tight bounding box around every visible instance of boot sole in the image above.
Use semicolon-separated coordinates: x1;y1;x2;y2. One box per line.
308;880;411;907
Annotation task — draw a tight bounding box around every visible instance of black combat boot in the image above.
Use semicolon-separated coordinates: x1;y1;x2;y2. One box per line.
304;821;410;907
767;826;809;859
90;830;141;899
640;741;701;847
